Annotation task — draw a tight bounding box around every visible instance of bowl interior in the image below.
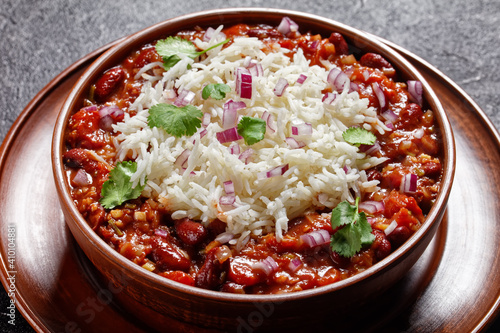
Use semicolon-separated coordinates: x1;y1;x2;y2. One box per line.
52;7;455;306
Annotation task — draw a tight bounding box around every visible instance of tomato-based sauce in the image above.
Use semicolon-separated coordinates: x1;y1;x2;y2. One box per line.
63;22;442;294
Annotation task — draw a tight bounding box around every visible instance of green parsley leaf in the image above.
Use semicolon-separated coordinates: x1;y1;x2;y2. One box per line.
202;83;231;100
237;116;266;145
155;36;230;70
330;198;375;257
100;161;145;209
342;127;377;147
147;103;203;137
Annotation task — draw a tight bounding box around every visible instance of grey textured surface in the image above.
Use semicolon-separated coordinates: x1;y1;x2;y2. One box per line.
0;0;499;331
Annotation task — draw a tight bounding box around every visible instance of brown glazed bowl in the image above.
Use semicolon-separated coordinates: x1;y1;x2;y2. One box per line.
52;8;455;332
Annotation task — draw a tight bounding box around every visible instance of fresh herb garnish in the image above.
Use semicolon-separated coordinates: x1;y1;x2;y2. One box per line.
155;36;230;70
100;161;145;209
330;198;375;257
342;127;377;147
147;103;203;137
237;116;266;145
202;83;231;100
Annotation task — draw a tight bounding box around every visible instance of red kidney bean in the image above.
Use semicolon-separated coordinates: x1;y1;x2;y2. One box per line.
422;161;442;178
329;250;351;269
397;103;424;128
133;46;161;68
151;235;191;272
174;218;208;246
195;247;226;289
63;148;108;176
366;169;382;182
247;27;283;39
328;32;349;55
360;53;394;70
372;230;392;260
387;225;411;248
94;67;125;102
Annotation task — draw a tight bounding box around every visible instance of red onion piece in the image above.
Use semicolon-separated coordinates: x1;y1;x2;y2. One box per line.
322;92;337;105
384;220;398;236
288;258;302;273
277;17;299;35
381;109;398;123
359;141;381;155
257;164;289;179
238;148;254;164
253;256;279;276
81;105;98;113
98;105;123;119
72;169;91;186
261;111;276;133
358;200;385;214
199;128;207;139
371;82;387;111
174;149;191;168
300;229;331;248
362;70;370;81
229;142;241;155
385;121;395;130
99;115;114;131
219;195;236;206
291;123;312;136
222;107;238;129
203;27;215;42
297;74;307;84
413;128;425;139
236;68;252;99
248;62;264;77
285;137;306;149
350;82;359;92
223;180;235;195
407;80;423;106
274;78;289;97
154;228;169;238
173;89;195;107
400;173;418;194
327;68;349;92
216;127;242;144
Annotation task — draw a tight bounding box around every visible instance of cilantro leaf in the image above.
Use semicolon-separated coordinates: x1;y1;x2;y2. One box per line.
330;198;375;257
237;116;266;145
155;36;230;70
100;161;145;209
202;83;231;100
147;103;203;137
342;127;377;147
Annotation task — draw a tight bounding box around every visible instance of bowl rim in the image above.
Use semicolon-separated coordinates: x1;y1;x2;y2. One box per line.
52;7;455;303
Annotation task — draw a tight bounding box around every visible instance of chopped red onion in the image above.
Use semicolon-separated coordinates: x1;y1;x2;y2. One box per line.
300;229;331;248
400;173;418;194
322;92;337;105
203;27;215;42
257;164;289;179
72;169;91;186
99;115;114;131
288;258;302;273
229;142;241;155
154;228;169;238
297;74;307;84
219;195;236;206
222;106;238;129
371;82;387;111
362;70;370;81
343;165;350;174
285;137;306;149
327;68;349;92
236;68;252;99
81;105;98;113
202;113;211;127
385;121;395;130
277;17;299;35
291;123;312;136
350;82;359;92
253;256;279;276
413;128;425;139
174;149;191;168
358;200;385;214
223;180;235;195
238;148;254;164
261;111;276;133
248;62;264;77
367;217;376;225
381;109;398;123
407;80;423;106
98;105;123;119
199;128;207;139
274;78;289;97
216;127;242;144
173;89;195;107
384;220;398;236
359;141;381;155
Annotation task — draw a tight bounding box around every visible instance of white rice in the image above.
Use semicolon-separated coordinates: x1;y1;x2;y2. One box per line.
113;27;389;247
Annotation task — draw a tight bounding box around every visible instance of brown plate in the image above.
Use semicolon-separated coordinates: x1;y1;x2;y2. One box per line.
0;36;499;332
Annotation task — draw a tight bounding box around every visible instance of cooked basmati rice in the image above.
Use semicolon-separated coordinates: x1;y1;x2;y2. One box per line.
113;27;389;246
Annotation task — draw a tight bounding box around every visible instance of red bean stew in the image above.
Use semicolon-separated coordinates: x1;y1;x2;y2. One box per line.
63;19;442;294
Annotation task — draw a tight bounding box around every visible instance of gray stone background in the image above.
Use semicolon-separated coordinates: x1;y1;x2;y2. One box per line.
0;0;499;331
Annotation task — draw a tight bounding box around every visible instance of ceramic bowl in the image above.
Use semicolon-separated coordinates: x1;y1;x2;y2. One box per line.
52;8;455;331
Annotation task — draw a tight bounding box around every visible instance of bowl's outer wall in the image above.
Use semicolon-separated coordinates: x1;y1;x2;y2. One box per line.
52;8;455;330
